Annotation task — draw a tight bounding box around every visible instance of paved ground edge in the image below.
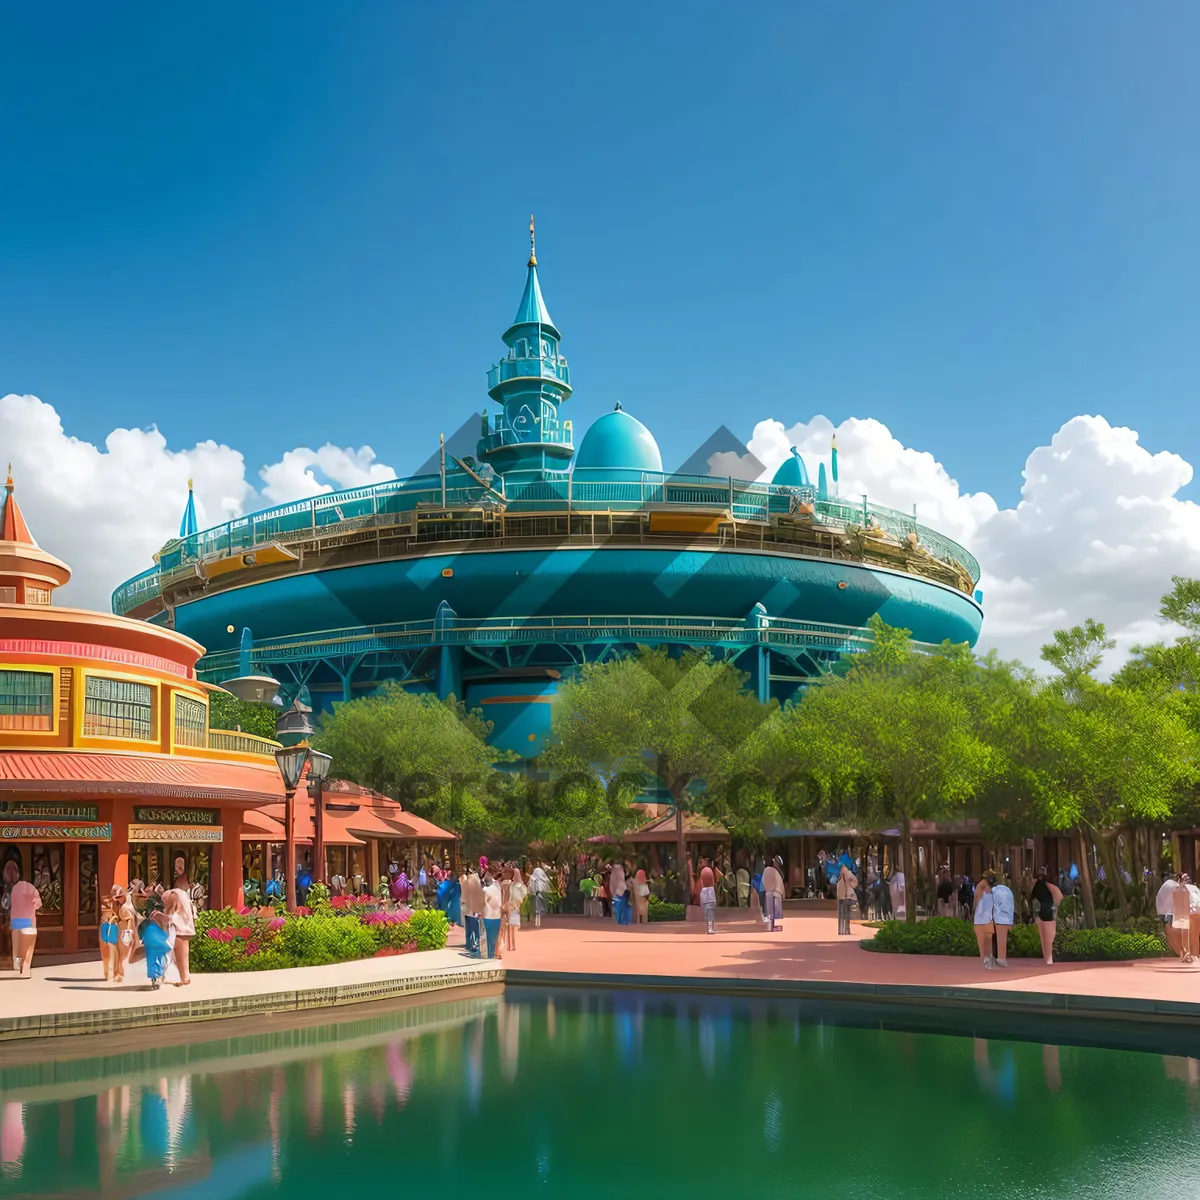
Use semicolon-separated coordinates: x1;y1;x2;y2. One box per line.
0;966;506;1042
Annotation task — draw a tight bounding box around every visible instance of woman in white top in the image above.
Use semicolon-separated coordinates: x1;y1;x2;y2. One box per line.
973;875;995;969
481;874;503;959
504;868;527;954
167;887;196;986
1156;874;1183;958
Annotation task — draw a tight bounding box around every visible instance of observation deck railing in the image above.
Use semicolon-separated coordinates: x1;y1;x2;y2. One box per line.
486;354;571;389
195;611;925;683
112;468;981;615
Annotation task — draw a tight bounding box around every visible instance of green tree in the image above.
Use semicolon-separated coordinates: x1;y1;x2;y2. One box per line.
314;684;501;854
1035;605;1199;926
208;690;279;740
1159;575;1200;634
1039;618;1116;697
739;618;993;922
547;647;778;876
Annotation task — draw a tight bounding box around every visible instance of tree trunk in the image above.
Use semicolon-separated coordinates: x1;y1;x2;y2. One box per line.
1100;833;1129;924
670;784;688;902
902;814;916;925
1074;825;1097;929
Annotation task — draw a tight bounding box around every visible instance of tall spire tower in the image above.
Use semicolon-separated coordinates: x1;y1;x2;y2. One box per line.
477;216;574;475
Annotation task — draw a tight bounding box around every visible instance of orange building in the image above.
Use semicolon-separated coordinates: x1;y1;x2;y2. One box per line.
0;472;285;953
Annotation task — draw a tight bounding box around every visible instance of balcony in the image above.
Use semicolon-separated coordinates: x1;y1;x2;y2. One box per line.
477;425;575;455
202;729;282;759
487;354;571;390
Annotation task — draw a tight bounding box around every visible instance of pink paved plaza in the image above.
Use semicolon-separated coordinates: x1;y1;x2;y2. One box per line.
4;912;1198;1041
500;912;1200;1009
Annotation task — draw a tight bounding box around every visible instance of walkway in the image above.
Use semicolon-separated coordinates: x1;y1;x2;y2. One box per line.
5;913;1197;1045
504;913;1200;1022
0;944;501;1042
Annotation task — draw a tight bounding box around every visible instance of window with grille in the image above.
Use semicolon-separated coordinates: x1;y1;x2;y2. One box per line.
174;694;208;748
25;586;51;606
83;676;153;740
0;669;54;731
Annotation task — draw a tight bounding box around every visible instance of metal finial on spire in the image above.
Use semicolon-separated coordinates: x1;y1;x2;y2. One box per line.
5;462;11;490
528;213;537;266
187;478;193;491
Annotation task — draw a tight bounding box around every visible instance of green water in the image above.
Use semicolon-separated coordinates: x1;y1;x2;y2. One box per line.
2;988;1200;1198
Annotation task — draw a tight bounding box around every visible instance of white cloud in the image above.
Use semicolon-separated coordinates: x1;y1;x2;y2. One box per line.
5;392;1199;672
0;393;396;611
717;413;1200;668
259;445;396;504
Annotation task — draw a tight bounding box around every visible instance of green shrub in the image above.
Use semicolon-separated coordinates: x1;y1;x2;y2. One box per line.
273;915;377;966
1054;927;1168;961
861;917;1170;961
406;909;450;950
648;901;686;922
305;881;331;911
863;917;977;955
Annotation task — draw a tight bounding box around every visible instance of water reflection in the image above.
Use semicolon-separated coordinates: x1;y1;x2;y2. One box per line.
2;990;1200;1195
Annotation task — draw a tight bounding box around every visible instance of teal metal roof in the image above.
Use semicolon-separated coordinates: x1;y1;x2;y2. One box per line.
506;263;559;339
573;406;663;474
771;447;812;489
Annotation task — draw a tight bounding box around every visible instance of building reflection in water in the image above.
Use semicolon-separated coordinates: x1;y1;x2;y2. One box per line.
7;993;1200;1196
1042;1044;1062;1092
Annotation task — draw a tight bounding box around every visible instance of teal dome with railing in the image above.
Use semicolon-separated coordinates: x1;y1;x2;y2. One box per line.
573;405;663;475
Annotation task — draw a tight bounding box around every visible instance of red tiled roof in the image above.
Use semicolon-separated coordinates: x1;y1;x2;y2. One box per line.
590;812;730;844
241;780;457;844
0;751;286;806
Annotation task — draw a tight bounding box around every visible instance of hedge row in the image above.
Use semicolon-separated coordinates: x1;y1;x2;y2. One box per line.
861;916;1170;961
192;907;449;973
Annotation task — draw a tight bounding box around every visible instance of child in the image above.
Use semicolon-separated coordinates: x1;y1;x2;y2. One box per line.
139;905;174;990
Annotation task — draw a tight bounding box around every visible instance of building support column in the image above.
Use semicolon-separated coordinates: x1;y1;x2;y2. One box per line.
217;809;244;910
62;842;80;952
434;601;463;702
98;805;131;896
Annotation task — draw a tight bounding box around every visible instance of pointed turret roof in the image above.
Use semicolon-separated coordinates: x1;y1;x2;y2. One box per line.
504;214;560;339
2;465;36;545
180;479;198;538
0;467;71;599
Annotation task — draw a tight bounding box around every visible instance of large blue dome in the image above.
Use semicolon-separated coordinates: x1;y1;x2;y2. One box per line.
573;405;663;473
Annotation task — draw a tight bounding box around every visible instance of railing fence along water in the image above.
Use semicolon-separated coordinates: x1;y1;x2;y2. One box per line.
112;469;980;614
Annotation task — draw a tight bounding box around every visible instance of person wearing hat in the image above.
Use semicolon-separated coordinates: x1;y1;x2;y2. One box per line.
761;856;785;933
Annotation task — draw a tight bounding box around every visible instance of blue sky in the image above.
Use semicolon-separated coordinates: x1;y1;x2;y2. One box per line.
1;1;1196;508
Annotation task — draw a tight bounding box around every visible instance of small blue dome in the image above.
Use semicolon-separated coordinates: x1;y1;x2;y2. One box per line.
772;447;811;488
574;405;663;473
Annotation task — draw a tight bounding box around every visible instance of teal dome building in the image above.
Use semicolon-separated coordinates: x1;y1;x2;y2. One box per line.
113;225;983;760
574;406;664;477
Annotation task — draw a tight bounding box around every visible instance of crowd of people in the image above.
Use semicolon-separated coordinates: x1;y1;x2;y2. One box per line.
1;866;196;989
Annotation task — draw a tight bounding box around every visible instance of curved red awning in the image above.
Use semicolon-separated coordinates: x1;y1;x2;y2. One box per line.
0;751;286;808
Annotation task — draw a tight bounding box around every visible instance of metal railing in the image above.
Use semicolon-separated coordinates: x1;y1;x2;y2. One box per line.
486;354;572;389
112;467;981;614
206;729;281;757
195;611;925;682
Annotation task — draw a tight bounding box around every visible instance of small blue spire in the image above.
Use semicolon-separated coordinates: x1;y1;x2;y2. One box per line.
179;479;198;538
505;214;559;338
817;462;829;501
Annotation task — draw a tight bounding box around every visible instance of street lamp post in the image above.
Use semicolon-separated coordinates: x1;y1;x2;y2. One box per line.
308;749;333;885
275;741;312;912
